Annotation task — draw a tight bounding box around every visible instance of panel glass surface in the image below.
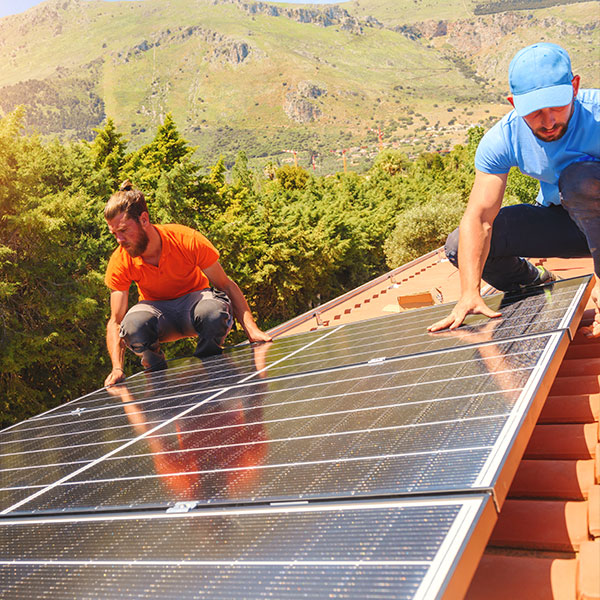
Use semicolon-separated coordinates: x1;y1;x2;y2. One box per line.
0;387;221;512
14;334;561;513
262;277;589;379
22;277;587;426
29;325;339;420
0;496;489;600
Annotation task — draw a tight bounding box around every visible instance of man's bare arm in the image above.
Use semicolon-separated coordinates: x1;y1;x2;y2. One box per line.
428;170;508;332
203;261;272;343
104;289;129;387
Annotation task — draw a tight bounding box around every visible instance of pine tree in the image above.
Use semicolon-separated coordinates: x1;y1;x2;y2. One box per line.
90;118;127;186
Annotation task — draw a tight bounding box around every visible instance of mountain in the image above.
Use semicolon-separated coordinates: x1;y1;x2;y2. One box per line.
0;0;598;171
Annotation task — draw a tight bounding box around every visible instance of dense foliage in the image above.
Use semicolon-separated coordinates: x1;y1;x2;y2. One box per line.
0;113;539;428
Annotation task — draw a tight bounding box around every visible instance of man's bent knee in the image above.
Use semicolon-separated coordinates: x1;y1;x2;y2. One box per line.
445;228;460;268
192;297;233;342
559;161;600;208
120;309;160;353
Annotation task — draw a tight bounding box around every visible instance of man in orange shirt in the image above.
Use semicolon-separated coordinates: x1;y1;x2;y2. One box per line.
103;181;271;387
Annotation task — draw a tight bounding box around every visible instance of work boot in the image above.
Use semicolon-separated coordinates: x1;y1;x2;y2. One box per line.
527;265;558;287
140;345;168;372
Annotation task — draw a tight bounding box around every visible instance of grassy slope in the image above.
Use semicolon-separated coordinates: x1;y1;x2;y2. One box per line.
347;0;476;24
0;0;598;169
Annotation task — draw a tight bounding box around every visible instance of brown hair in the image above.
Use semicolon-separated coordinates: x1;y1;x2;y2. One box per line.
104;180;149;221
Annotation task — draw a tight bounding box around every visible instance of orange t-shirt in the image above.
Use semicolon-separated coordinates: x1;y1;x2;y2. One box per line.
105;224;219;301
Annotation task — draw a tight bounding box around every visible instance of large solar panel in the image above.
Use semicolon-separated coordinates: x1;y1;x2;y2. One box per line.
0;274;592;599
0;496;495;600
5;332;566;514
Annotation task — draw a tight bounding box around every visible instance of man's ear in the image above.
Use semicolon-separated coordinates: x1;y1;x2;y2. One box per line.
572;75;580;98
507;96;515;108
139;211;150;227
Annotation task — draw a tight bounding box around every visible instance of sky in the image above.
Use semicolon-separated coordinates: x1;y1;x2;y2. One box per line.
0;0;347;19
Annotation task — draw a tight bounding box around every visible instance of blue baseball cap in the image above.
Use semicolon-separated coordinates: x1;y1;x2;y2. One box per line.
508;43;574;116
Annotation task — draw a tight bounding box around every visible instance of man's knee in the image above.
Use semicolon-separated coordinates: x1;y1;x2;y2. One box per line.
445;228;460;268
120;309;160;353
192;296;233;341
559;161;600;208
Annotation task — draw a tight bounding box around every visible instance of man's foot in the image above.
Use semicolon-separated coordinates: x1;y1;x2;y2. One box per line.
516;265;558;291
533;265;558;285
503;266;558;301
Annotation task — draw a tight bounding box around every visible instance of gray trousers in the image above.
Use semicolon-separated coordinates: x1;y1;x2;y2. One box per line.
120;288;234;371
445;161;600;291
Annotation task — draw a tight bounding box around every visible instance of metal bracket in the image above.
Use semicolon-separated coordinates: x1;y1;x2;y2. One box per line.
166;501;199;514
368;357;386;364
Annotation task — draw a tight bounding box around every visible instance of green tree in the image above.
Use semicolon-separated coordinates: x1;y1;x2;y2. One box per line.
90;118;128;186
275;165;309;191
121;113;195;195
371;149;409;176
0;109;109;427
384;193;466;267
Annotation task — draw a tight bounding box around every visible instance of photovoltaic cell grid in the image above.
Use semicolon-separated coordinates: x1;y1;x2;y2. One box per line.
0;497;491;600
0;324;348;513
7;332;565;513
0;277;588;515
20;324;335;421
0;275;592;599
260;276;590;380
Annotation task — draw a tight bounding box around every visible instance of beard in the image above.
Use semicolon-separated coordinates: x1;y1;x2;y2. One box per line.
529;103;574;142
122;225;149;257
531;120;570;142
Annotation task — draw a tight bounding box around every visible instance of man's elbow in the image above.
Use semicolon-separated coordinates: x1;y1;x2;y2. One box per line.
481;220;494;236
107;316;121;332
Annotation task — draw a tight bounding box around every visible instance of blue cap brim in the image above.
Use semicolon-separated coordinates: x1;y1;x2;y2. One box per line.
512;84;574;117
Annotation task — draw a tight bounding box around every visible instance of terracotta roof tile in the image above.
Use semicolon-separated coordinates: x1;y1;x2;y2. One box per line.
489;498;590;552
577;541;600;600
465;553;577;600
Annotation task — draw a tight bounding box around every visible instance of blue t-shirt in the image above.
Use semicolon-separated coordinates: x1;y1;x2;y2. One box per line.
475;88;600;206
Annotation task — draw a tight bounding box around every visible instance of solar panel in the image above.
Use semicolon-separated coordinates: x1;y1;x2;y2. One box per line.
5;331;567;514
260;276;590;380
0;496;495;600
0;273;592;599
24;328;334;418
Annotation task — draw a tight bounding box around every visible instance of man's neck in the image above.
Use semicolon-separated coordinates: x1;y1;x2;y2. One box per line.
141;225;162;267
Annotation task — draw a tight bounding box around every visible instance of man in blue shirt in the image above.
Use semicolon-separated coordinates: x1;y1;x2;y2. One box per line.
429;43;600;334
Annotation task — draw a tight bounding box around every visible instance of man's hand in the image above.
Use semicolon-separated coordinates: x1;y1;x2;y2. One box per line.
104;367;126;388
581;279;600;338
428;293;502;332
203;261;273;345
247;329;273;344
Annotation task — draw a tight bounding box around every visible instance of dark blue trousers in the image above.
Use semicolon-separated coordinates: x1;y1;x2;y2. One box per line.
445;161;600;291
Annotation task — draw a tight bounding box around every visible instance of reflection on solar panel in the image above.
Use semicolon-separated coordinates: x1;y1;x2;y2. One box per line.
0;275;593;599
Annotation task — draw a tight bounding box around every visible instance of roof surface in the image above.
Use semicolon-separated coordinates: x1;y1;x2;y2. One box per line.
272;251;600;600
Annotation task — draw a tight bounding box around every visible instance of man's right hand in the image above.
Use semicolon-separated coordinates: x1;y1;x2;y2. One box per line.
428;293;502;332
104;367;126;388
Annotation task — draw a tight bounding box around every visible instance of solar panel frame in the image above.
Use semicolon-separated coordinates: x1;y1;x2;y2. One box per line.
257;277;591;381
15;276;590;427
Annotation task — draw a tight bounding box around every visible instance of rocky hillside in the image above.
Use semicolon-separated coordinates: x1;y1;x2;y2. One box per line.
0;0;597;170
